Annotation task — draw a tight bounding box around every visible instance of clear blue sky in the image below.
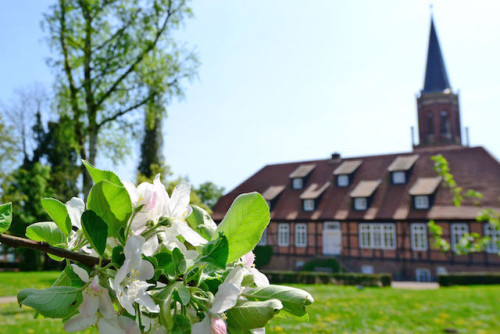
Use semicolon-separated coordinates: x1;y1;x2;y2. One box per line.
1;1;499;192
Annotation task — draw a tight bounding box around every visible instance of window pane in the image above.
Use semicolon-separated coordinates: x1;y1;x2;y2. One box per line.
258;228;267;246
354;198;367;210
303;199;315;211
415;196;429;209
484;223;500;253
295;223;307;247
451;223;469;252
278;224;289;246
392;171;406;184
337;175;349;187
292;178;303;189
411;223;428;251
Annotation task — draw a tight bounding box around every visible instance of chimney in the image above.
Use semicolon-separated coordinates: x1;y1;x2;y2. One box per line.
331;152;341;161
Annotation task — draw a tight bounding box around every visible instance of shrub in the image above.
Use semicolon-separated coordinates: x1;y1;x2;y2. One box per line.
438;272;500;286
254;245;273;268
262;270;392;287
301;258;345;273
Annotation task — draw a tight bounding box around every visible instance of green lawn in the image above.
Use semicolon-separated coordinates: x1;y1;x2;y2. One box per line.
0;272;498;333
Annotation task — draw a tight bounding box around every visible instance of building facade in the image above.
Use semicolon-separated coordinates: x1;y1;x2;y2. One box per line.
212;18;500;281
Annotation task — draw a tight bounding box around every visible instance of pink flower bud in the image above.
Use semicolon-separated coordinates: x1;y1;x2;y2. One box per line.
211;318;227;334
242;251;255;268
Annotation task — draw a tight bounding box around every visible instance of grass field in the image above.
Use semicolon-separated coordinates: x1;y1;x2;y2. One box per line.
0;272;499;333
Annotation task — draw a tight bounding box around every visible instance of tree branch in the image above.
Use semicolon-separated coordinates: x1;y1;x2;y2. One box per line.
0;234;108;268
94;2;175;109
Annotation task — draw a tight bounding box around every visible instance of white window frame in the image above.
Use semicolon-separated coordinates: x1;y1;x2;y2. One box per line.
292;178;303;190
392;171;406;184
295;223;307;247
258;228;267;246
451;223;469;252
354;197;368;211
337;174;349;187
484;223;500;254
278;223;290;247
303;199;315;212
411;223;428;251
416;268;431;282
414;195;430;209
359;223;396;250
361;265;374;274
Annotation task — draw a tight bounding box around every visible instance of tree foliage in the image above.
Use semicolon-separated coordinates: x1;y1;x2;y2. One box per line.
43;0;199;194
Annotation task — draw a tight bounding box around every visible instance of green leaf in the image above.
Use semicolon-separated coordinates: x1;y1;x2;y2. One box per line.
87;180;132;237
82;160;123;186
52;266;84;288
173;285;190;306
17;287;83;318
173;314;191;333
81;210;108;256
172;248;186;276
186;205;217;240
242;285;314;318
26;222;66;246
41;198;72;236
112;246;125;267
0;203;12;234
226;299;283;330
198;234;229;269
215;192;270;263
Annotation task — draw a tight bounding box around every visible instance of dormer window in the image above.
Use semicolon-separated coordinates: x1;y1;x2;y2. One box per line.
300;182;330;213
392;171;406;184
292;178;303;190
333;160;362;188
409;177;442;210
337;174;349;187
303;199;315;211
414;195;429;209
350;180;381;212
289;164;316;190
354;198;368;211
262;185;285;212
387;155;418;185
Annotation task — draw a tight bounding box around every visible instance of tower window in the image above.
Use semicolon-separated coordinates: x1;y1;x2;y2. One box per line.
427;112;434;134
292;178;303;190
440;111;451;138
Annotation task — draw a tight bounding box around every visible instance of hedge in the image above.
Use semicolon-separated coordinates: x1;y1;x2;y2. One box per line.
254;246;273;269
438;272;500;286
262;270;392;287
301;258;345;273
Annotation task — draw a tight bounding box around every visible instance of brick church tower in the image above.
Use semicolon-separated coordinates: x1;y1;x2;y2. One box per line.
416;17;462;148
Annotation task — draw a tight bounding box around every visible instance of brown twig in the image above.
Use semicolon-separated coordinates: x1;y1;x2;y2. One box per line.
0;234;110;268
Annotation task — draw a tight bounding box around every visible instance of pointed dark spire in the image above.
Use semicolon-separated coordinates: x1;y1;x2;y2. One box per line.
423;17;451;93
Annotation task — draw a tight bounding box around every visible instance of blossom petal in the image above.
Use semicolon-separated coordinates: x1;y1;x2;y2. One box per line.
122;181;139;207
210;282;241;314
250;268;270;287
192;315;211;334
71;264;89;283
167;182;191;218
64;314;98;332
143;236;159;257
98;316;141;334
99;288;116;319
65;197;85;229
124;235;144;269
79;287;99;317
138;260;155;281
137;293;160;313
173;220;207;246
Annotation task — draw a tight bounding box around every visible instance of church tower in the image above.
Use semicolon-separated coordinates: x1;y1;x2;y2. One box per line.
416;17;462;148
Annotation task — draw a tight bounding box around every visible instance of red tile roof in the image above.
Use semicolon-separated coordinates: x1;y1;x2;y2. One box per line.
213;146;500;221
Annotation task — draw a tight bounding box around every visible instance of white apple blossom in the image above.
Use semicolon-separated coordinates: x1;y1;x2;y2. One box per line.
241;252;269;287
110;235;160;315
64;265;115;333
97;316;141;334
65;197;95;255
